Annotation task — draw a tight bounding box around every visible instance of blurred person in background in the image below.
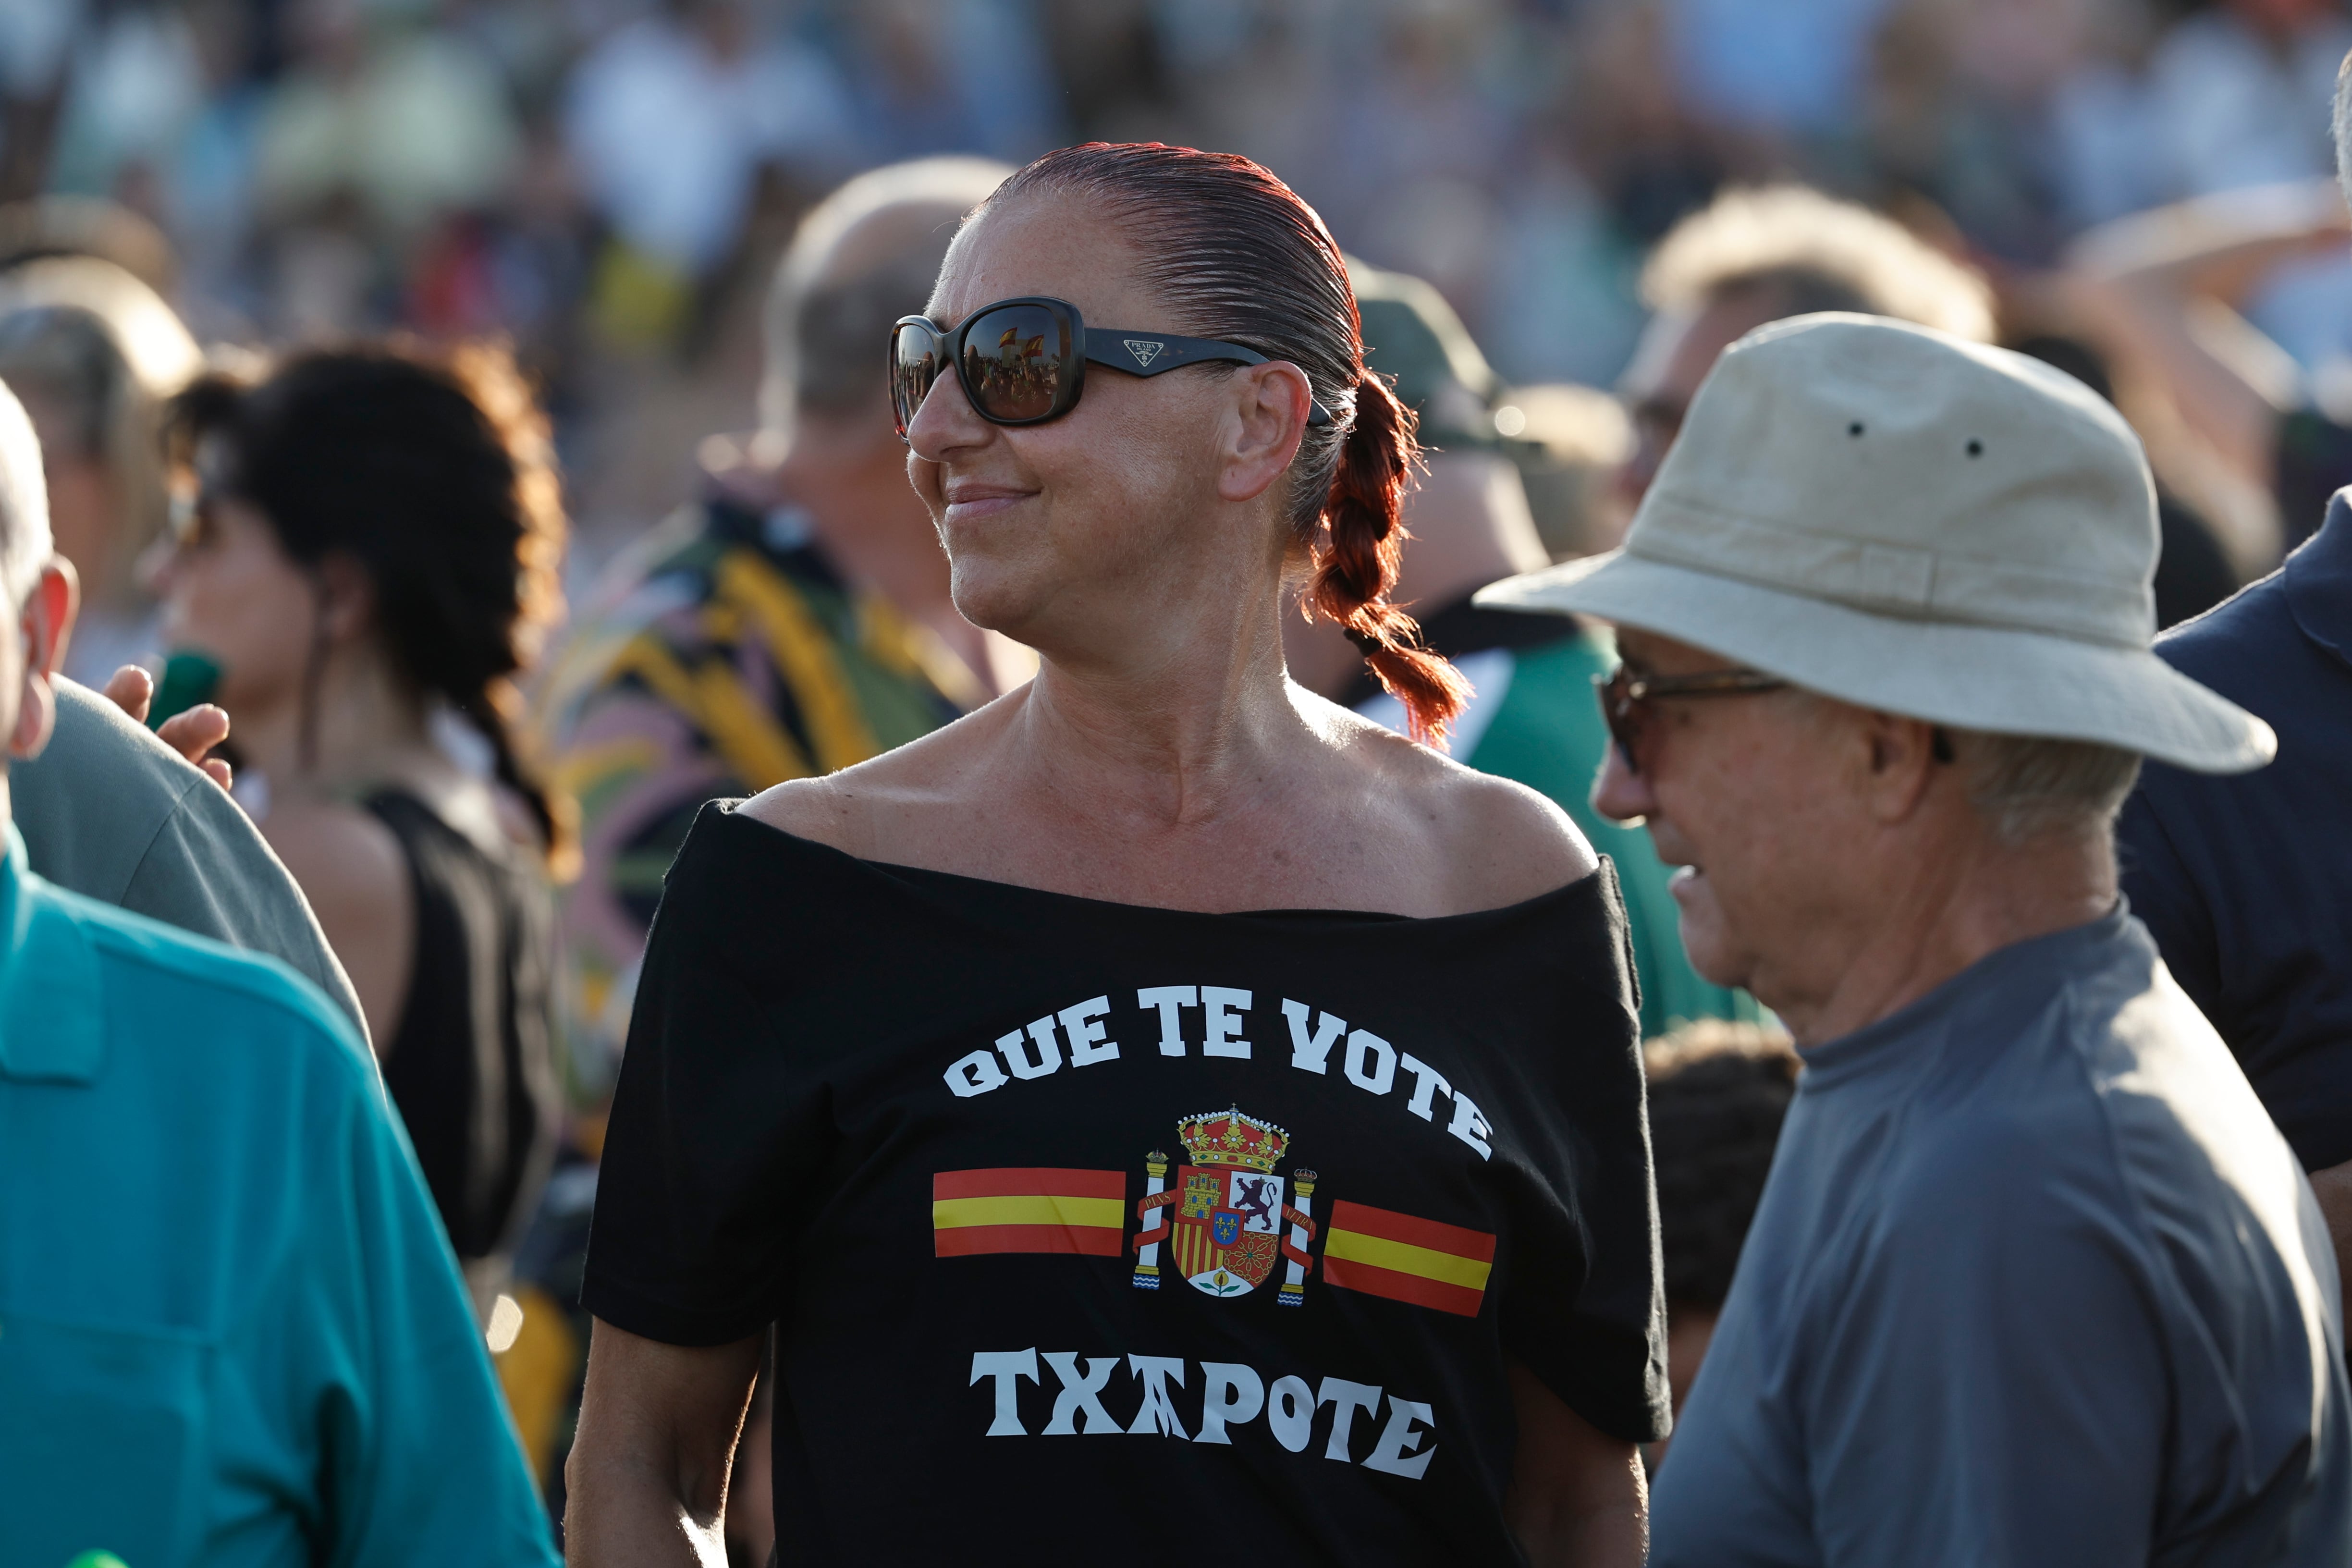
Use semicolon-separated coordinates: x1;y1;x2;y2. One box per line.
1483;314;2346;1565
524;155;1019;1532
1629;182;2242;624
564;0;858;344
2115;55;2352;1294
2070;176;2352;557
0;375;556;1568
0;250;202;683
1641;1019;1798;1462
1319;259;1765;1039
1619;183;1999;502
1496;381;1635;564
2143;0;2352;206
150;341;565;1318
251;0;523;336
543;153;1020;1102
0;207;365;1034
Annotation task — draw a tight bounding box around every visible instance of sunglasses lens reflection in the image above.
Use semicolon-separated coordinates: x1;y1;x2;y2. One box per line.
891;321;945;436
959;304;1069;423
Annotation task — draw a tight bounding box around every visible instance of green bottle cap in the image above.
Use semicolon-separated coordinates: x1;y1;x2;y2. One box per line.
65;1553;130;1568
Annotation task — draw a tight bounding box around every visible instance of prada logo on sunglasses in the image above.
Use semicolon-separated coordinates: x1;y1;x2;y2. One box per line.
1123;339;1165;367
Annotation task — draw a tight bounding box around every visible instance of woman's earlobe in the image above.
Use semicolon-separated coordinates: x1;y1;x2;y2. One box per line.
315;555;378;643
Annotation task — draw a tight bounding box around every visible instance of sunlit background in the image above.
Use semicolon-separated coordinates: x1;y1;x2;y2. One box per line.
4;0;2347;554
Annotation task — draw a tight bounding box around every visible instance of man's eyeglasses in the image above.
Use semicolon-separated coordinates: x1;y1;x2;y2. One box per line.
1594;663;1788;773
889;294;1333;441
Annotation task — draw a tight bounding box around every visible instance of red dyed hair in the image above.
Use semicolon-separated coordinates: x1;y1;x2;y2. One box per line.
988;143;1470;745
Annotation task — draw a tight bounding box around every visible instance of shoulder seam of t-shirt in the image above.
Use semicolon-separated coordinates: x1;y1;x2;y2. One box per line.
123;762;214;904
2049;981;2182;1302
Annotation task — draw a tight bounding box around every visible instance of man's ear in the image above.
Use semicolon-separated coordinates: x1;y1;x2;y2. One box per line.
1860;709;1942;824
12;558;78;761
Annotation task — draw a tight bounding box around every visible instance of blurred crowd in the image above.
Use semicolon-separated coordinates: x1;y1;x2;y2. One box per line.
10;0;2352;1559
7;0;2352;547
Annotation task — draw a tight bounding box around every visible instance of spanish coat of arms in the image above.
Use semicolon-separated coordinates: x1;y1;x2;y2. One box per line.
1133;1108;1319;1303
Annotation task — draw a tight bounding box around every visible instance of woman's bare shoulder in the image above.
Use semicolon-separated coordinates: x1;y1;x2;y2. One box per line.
264;799;409;922
737;774;863;855
1319;701;1601;912
737;698;1013;857
262;798;415;1043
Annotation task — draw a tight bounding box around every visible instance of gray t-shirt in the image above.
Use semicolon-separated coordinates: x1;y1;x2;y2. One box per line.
1651;908;2350;1568
13;679;366;1041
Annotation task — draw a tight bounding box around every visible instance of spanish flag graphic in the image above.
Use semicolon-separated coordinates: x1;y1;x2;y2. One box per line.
932;1168;1127;1258
1321;1200;1496;1317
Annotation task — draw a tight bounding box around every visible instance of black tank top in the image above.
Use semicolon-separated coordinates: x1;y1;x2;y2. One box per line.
585;801;1667;1564
364;789;557;1262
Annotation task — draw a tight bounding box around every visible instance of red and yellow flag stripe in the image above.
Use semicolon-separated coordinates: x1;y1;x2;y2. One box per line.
932;1168;1127;1258
1321;1199;1496;1317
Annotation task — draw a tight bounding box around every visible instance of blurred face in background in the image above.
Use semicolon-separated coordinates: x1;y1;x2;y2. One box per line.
1617;288;1784;501
10;389;118;599
147;479;327;719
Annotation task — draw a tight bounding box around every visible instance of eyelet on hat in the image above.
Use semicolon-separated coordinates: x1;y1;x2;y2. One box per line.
1848;421;1864;437
1967;439;1984;456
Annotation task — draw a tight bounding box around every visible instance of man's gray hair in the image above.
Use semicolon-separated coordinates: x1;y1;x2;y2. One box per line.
1948;729;2142;847
0;378;48;611
760;155;1015;430
2335;49;2352;212
1642;186;1996;343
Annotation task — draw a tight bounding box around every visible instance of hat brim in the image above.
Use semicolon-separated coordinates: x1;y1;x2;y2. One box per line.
1474;551;2275;774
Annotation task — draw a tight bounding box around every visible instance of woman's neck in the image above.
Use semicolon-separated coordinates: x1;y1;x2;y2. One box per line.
1007;569;1309;831
233;642;441;802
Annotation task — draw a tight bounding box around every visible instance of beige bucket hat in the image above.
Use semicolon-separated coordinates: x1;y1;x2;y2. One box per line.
1474;313;2274;773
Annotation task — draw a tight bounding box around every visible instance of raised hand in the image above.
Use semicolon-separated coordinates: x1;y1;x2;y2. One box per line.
103;664;233;791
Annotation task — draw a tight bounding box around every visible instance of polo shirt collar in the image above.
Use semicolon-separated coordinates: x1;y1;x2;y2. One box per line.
2287;489;2352;667
0;819;104;1083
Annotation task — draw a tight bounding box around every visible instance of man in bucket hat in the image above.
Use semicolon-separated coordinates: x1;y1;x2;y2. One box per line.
1480;313;2352;1564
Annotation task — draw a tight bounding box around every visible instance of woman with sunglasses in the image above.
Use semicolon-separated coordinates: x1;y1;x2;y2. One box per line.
573;145;1664;1566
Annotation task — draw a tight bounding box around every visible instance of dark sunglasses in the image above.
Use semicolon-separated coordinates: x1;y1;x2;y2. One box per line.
890;294;1334;441
1594;664;1788;774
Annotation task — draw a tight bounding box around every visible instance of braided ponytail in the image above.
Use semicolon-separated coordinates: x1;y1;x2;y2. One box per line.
457;678;578;882
1305;369;1470;745
989;143;1470;745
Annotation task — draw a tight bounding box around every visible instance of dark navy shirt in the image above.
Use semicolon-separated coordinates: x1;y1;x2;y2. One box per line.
2120;494;2352;1171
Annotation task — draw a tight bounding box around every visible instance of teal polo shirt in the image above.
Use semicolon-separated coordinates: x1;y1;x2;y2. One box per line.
0;826;555;1567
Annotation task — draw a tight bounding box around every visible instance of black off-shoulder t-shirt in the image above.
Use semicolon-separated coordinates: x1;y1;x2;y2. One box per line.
584;801;1667;1564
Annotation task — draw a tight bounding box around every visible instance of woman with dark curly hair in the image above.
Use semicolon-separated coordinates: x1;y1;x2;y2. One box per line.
572;145;1665;1565
152;341;566;1311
